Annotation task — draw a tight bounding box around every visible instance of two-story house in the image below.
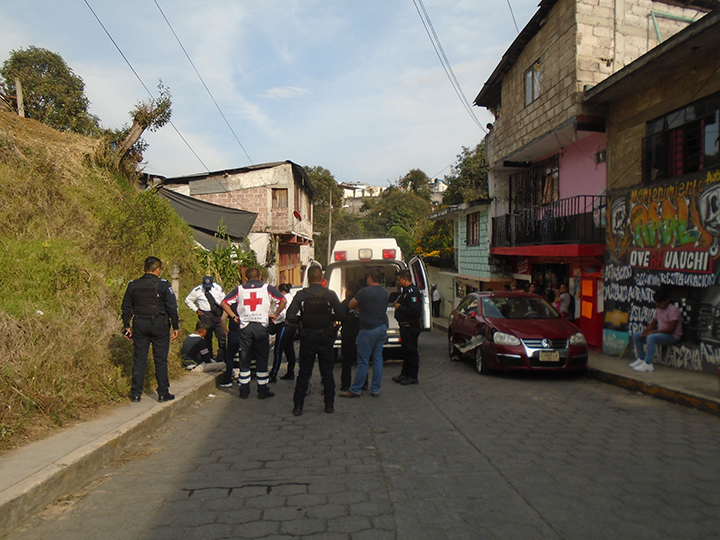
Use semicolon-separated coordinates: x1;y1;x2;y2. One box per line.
585;7;720;372
160;161;315;286
473;0;712;347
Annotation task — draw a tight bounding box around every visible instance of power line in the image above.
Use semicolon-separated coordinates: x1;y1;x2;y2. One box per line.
506;0;520;34
152;0;253;165
83;0;209;172
412;0;487;134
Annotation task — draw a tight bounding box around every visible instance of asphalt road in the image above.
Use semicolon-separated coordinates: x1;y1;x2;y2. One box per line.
6;329;720;540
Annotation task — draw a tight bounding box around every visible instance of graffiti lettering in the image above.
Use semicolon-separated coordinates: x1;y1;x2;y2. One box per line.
629;249;710;273
629;305;655;325
630;179;704;205
628;286;656;303
605;264;632;281
658;272;716;287
605;283;628;302
706;170;720;186
633;271;716;287
660;344;704;371
631;198;699;249
700;343;720;367
635;273;662;287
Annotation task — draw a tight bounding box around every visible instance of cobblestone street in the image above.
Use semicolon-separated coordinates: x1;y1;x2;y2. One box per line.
6;329;720;540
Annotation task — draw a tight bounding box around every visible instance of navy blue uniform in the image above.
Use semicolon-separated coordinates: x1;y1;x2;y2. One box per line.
395;283;422;381
287;284;345;412
121;273;179;397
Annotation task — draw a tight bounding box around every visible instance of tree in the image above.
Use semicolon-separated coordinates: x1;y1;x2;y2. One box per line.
443;141;488;205
399;169;432;202
114;82;172;165
415;219;455;267
362;189;432;255
305;166;361;267
1;46;100;135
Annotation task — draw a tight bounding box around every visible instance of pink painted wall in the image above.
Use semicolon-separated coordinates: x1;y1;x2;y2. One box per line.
559;132;606;199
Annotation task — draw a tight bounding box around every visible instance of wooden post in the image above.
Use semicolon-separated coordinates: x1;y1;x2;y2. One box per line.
14;78;24;118
172;263;180;299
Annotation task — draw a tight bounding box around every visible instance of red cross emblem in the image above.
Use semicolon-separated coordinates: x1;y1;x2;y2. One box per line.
244;291;263;311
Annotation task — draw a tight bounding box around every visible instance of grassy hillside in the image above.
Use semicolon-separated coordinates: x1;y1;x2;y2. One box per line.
0;112;202;452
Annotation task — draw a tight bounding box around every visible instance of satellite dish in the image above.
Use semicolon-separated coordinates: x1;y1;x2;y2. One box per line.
293;210;302;221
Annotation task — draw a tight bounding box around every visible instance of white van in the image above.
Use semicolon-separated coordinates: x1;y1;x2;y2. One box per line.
306;238;431;351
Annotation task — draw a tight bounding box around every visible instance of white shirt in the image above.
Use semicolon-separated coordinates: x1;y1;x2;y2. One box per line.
184;283;225;312
274;291;294;325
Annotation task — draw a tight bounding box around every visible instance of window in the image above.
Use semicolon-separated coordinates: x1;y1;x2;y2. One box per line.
272;188;288;208
466;212;479;246
643;91;720;183
524;60;541;106
509;155;559;212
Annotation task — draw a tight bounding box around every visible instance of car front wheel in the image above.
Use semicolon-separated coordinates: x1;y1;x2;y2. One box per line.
449;332;460;361
475;345;491;375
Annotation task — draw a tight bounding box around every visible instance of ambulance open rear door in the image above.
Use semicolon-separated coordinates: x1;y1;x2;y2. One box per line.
409;256;432;330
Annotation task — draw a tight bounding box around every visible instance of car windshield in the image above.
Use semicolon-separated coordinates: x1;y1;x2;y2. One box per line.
481;297;559;319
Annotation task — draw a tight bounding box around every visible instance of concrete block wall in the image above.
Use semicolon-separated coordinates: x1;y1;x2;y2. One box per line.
605;52;720;191
487;0;708;167
577;0;705;85
489;0;577;166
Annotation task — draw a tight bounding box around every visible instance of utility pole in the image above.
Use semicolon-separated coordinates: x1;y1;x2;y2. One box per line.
327;190;332;265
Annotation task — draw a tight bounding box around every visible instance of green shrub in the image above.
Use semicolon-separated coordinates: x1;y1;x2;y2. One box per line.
0;115;201;451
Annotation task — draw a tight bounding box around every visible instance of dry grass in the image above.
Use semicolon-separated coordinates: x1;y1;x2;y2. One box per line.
0;112;201;453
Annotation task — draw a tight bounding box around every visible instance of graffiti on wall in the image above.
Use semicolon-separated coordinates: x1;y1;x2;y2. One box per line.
604;169;720;373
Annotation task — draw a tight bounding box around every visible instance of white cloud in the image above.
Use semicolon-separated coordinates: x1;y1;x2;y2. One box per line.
262;87;310;100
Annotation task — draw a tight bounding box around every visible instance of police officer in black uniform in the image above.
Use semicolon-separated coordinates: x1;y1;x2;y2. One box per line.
121;256;179;402
392;269;423;385
287;265;345;416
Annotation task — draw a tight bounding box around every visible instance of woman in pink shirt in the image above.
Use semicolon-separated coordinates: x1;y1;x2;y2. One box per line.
630;289;683;373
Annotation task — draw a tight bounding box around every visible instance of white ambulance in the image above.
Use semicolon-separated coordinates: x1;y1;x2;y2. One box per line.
308;238;431;352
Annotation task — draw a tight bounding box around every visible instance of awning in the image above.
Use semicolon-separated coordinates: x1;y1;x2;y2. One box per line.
158;187;257;249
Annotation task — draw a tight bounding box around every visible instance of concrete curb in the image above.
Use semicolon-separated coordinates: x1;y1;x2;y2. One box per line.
0;373;220;534
586;367;720;418
435;318;720;417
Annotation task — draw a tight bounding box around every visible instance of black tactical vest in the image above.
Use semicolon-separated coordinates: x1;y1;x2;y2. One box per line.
301;288;332;330
131;276;164;317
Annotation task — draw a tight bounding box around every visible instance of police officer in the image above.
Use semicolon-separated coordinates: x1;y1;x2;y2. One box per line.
392;270;422;386
287;265;345;416
184;276;227;363
121;256;179;402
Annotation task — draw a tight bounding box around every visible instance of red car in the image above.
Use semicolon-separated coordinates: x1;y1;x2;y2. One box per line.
448;292;588;374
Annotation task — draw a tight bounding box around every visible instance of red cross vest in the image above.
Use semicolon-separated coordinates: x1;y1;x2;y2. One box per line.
236;284;272;327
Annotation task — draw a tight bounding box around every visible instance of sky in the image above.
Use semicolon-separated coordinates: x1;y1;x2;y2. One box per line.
0;0;539;186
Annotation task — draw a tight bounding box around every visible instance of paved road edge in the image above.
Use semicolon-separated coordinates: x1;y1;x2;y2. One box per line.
0;374;219;534
586;367;720;417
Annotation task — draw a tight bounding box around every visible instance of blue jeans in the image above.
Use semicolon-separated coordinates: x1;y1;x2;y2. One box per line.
632;332;679;364
350;325;387;394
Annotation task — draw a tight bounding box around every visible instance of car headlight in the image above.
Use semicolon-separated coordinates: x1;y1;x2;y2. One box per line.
493;332;521;346
569;332;587;345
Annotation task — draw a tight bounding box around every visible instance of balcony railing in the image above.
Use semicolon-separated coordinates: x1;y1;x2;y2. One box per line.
492;195;606;248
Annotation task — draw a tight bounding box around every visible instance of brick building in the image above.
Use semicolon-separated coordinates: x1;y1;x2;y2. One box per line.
473;0;712;347
161;161;315;286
